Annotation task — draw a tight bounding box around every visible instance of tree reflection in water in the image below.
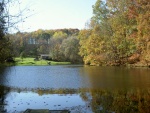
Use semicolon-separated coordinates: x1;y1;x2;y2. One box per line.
0;66;150;112
0;86;150;112
0;85;10;113
80;88;150;113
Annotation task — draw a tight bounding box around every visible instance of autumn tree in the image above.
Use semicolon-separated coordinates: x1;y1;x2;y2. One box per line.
79;0;111;65
105;0;137;65
130;0;150;63
78;29;92;64
78;0;144;66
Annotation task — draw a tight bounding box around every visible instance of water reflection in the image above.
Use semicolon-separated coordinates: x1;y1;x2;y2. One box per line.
1;86;150;113
0;86;92;113
0;85;9;113
89;88;150;113
0;66;150;112
0;66;87;89
81;66;150;90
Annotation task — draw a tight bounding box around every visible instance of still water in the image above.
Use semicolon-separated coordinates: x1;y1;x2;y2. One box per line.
0;65;150;113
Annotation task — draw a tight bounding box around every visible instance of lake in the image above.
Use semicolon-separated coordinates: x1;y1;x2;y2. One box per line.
0;65;150;113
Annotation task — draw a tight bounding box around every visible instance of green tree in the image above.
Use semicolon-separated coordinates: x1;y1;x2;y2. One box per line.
53;31;67;39
0;0;31;63
49;31;68;61
60;36;82;63
0;1;12;63
49;37;62;61
20;51;26;62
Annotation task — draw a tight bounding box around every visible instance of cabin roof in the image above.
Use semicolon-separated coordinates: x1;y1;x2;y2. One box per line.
40;54;49;56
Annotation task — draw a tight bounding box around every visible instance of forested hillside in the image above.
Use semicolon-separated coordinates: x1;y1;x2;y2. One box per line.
1;0;150;66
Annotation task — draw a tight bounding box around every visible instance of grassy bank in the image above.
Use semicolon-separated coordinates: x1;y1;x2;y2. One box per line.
15;57;71;66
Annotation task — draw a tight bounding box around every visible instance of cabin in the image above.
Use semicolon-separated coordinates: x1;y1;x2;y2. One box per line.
40;54;52;60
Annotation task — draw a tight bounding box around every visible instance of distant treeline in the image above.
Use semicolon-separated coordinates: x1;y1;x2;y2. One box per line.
9;29;82;63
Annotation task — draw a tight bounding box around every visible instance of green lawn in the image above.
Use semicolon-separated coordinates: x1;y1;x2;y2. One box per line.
15;57;71;66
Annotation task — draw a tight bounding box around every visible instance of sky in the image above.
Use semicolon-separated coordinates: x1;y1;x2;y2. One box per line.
9;0;97;33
